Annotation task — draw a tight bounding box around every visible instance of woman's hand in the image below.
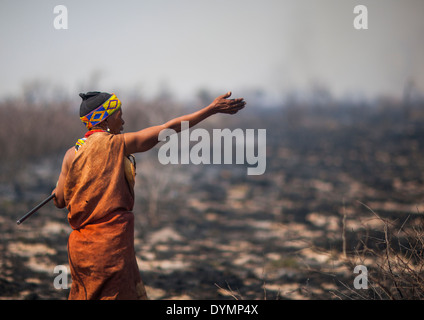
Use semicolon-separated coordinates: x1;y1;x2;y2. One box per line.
209;91;246;115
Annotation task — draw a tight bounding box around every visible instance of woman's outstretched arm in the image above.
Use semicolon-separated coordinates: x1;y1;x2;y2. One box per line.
123;91;245;155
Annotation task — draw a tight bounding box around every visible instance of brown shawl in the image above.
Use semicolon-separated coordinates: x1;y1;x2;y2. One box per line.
64;132;147;300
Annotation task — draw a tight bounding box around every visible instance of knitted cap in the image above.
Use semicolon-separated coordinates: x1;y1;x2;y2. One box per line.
79;91;112;117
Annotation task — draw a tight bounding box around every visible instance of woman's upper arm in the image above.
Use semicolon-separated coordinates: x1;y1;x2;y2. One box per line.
54;147;75;208
123;125;166;155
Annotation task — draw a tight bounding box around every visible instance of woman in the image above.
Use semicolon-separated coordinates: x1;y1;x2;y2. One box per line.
52;91;245;300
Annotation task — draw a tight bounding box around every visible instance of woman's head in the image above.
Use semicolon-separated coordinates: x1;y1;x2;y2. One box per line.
79;91;124;133
105;108;125;134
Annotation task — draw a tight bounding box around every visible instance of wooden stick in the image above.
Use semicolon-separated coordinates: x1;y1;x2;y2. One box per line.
16;194;55;225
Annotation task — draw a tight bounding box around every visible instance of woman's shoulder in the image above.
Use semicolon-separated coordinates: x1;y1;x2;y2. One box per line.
64;146;76;167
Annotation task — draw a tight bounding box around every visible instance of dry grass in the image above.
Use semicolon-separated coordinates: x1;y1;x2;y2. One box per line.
336;202;424;300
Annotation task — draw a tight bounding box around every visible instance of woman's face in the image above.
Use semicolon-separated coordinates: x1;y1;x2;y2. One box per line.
107;109;125;134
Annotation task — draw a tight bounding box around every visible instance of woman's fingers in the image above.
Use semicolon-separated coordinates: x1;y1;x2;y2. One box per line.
218;91;232;100
223;101;246;114
212;92;245;114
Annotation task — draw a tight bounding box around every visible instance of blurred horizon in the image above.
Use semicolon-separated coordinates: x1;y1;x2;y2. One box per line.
1;0;424;107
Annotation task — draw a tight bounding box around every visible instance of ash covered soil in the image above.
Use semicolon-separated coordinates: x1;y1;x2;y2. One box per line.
1;105;424;300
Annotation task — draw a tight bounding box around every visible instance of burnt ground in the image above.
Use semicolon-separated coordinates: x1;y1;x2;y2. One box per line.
1;104;424;300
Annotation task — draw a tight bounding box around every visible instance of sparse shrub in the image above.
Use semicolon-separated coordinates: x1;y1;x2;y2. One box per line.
340;204;424;300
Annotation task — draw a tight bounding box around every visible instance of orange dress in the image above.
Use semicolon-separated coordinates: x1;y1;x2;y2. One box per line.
64;132;147;300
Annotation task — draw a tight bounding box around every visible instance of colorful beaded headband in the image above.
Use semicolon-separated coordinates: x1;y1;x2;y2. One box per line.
80;93;121;129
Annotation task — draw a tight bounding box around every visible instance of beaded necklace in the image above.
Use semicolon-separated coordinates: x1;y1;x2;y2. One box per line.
75;129;107;152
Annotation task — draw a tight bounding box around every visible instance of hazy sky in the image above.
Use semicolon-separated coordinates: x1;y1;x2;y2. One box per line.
1;0;423;103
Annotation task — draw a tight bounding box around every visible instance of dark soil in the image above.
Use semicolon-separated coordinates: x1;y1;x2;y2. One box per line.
2;104;424;300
